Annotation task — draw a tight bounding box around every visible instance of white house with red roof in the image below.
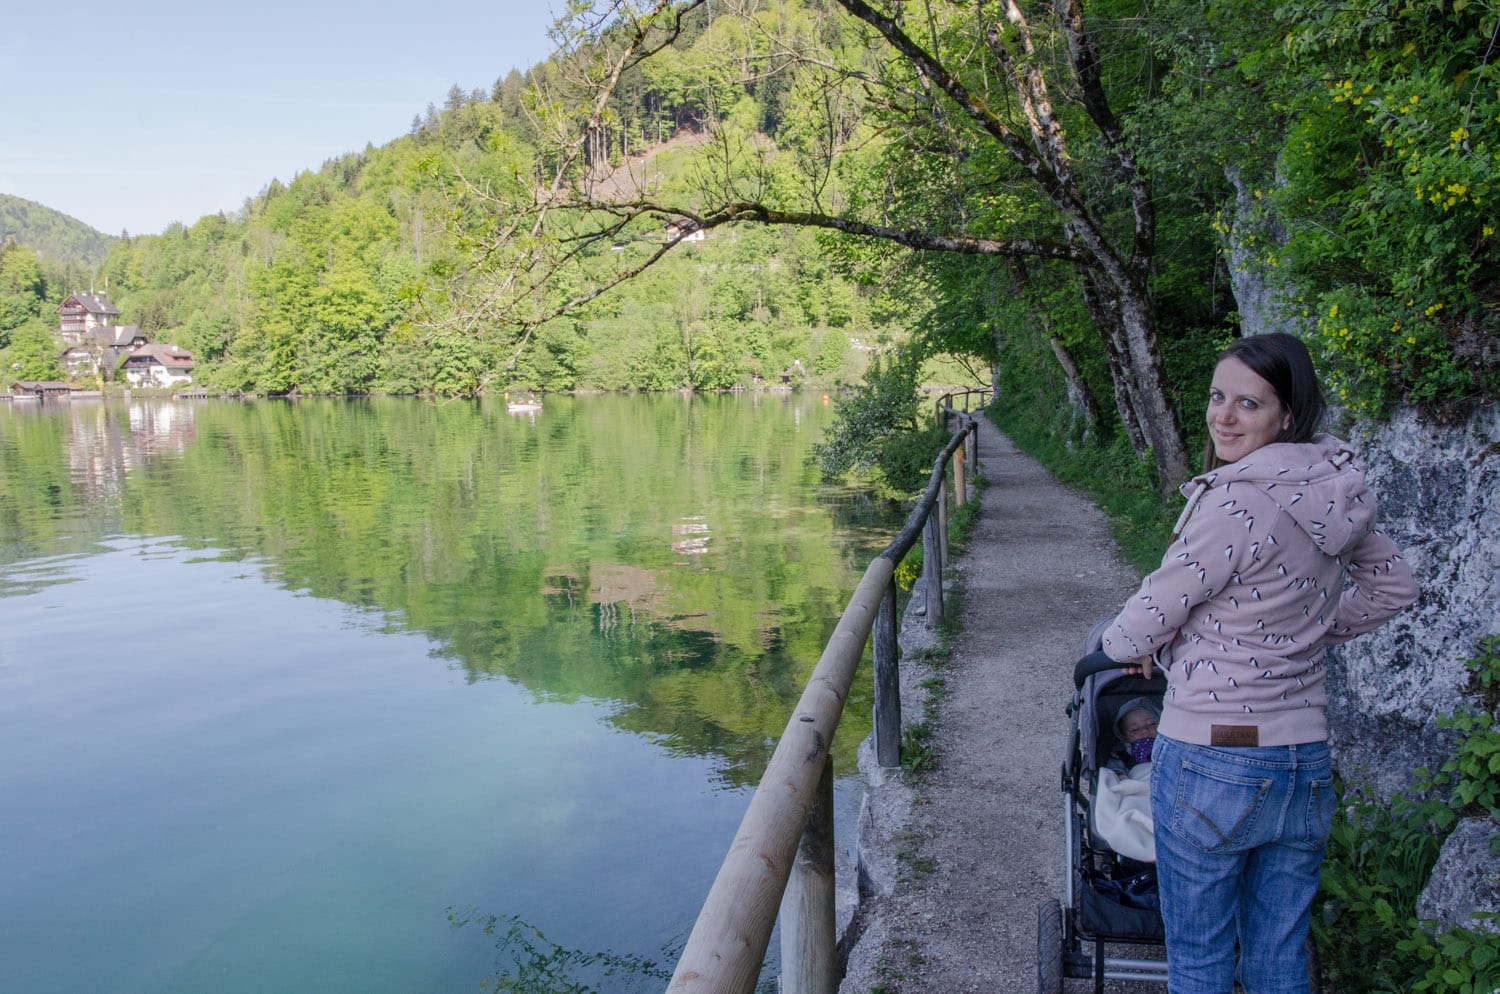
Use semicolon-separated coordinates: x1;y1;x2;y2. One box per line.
121;343;195;387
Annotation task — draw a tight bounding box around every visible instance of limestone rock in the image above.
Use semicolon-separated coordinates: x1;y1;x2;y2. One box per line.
853;735;911;903
841;593;934;989
1416;816;1500;935
1326;403;1500;797
1224;166;1305;340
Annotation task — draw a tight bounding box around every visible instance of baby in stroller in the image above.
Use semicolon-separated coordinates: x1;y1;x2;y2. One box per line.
1037;643;1169;993
1093;692;1161;862
1110;697;1160;770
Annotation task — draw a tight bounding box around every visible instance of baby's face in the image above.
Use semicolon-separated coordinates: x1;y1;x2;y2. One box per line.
1122;708;1158;743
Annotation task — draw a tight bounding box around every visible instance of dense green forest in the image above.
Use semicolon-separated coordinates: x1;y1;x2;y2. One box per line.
0;14;909;396
0;196;119;380
3;0;1495;482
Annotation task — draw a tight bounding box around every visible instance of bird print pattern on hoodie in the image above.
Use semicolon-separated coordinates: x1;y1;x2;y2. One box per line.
1102;435;1419;747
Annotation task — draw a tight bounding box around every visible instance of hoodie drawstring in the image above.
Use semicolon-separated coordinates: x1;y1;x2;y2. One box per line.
1170;481;1209;544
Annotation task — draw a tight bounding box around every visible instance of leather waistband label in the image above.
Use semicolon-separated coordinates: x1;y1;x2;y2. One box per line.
1211;724;1260;747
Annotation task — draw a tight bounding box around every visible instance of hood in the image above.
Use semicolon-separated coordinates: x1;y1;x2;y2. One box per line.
1176;434;1376;556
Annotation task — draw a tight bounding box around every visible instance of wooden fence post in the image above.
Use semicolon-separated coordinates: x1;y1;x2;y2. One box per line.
778;756;837;994
923;512;944;627
954;444;967;507
873;576;901;768
665;405;989;992
937;479;949;568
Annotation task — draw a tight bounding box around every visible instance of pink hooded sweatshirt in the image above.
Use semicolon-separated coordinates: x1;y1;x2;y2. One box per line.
1102;435;1419;748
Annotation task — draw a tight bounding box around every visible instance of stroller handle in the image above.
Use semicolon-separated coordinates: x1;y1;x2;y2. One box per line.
1074;649;1125;688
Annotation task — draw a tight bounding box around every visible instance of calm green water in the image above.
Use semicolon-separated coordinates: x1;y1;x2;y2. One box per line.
0;394;902;994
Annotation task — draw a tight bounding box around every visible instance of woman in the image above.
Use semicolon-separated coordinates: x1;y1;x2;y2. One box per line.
1100;333;1418;994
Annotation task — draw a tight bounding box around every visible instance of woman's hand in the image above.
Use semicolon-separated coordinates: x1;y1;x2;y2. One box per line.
1124;655;1154;679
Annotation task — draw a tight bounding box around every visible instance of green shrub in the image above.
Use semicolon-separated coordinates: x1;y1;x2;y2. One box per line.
1434;636;1500;818
1315;637;1500;992
814;354;923;481
877;421;948;494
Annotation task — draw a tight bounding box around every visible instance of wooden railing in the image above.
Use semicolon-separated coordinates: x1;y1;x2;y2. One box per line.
667;390;991;994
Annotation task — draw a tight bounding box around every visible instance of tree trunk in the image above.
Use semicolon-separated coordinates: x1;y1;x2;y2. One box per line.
1079;268;1148;457
1073;244;1190;490
1048;334;1100;441
1118;288;1191;489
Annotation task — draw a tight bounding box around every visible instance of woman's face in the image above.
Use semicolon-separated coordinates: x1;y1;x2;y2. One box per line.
1207;357;1292;464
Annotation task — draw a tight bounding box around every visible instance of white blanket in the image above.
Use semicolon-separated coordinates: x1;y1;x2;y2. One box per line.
1094;763;1155;862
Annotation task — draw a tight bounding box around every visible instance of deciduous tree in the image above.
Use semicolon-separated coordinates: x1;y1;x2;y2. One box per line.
447;0;1194;488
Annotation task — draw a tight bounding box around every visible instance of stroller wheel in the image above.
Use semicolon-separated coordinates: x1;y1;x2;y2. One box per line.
1036;898;1063;994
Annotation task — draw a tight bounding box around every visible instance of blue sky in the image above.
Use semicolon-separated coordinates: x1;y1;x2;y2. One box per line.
1;2;563;237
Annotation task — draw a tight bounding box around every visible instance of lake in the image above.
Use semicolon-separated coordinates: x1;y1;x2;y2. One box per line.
0;393;905;994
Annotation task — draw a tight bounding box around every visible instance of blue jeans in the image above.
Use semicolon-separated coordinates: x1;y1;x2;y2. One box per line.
1149;734;1335;994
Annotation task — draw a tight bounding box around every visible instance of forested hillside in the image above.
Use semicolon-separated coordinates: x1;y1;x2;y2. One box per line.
0;194;115;269
0;196;121;378
2;6;906;396
5;0;1493;435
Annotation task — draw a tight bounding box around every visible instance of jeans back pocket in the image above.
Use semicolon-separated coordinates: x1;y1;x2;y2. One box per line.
1170;759;1274;853
1301;775;1335;849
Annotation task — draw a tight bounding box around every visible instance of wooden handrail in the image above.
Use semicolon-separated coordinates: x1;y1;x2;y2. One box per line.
666;559;895;994
667;402;985;994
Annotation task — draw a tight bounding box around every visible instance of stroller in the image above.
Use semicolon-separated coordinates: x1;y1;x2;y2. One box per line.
1037;620;1169;993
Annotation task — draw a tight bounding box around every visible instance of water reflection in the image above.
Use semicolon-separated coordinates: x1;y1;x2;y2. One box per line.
0;395;901;994
0;395;901;782
61;399;200;498
671;516;711;557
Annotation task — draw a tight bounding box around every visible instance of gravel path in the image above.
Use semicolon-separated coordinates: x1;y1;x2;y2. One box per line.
838;414;1164;994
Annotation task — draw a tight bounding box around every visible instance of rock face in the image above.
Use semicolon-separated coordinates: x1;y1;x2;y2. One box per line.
1415;816;1500;934
1325;403;1500;797
1223;167;1303;340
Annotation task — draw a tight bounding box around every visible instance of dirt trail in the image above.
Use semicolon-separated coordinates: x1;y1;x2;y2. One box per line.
838;415;1163;993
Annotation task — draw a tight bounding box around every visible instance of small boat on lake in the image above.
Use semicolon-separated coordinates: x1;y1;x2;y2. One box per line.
506;398;543;415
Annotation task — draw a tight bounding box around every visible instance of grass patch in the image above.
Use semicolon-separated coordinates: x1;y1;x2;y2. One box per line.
900;720;938;774
872;937;926;992
906;856;937;878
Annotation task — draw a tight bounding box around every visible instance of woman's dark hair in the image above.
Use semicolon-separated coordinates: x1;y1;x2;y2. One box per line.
1205;332;1326;470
